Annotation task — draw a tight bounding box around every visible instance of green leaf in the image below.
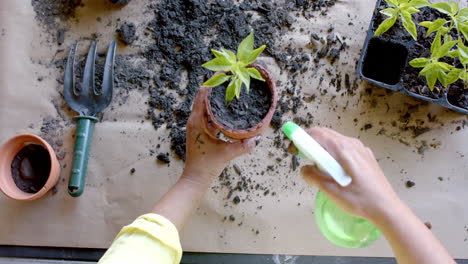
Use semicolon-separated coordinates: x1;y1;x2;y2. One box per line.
400;11;418;40
459;24;468;43
244;45;266;65
443;33;453;43
437;69;449;87
419;21;432;28
458;41;468;60
420;62;436;75
459;71;468;83
447;68;462;85
409;58;430;67
202;73;231;87
202;57;233;71
447;1;459;14
211;49;227;59
384;0;398;8
424;19;447;37
221;48;237;63
431;2;454;15
431;32;442;55
237;68;251;93
426;68;438;90
407;0;429;8
237;31;254;62
447;50;460;58
437;62;453;72
374;15;397;37
433;40;457;59
225;78;237;103
246;67;265;81
458;8;468;21
402;6;420;14
380;8;397;17
234;78;242;99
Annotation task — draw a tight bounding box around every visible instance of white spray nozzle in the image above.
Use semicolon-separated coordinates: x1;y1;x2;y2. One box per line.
282;122;352;187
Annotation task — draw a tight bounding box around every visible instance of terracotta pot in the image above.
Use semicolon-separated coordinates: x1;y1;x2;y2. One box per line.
0;134;60;201
203;63;277;140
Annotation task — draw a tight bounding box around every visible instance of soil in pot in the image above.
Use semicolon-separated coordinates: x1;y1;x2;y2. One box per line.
447;82;468;109
209;78;271;130
11;144;51;193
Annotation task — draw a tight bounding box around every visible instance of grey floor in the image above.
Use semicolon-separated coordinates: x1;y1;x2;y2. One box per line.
2;256;468;264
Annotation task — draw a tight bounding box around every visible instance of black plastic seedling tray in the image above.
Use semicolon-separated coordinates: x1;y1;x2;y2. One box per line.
357;0;468;115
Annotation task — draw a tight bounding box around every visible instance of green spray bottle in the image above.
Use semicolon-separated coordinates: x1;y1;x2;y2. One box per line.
282;121;381;248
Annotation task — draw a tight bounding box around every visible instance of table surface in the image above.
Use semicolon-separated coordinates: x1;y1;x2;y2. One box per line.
0;0;467;258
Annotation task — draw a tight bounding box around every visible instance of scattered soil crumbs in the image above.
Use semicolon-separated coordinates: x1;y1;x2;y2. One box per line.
11;144;51;193
110;0;131;4
31;0;82;29
405;180;415;188
424;221;432;230
157;153;170;164
117;23;137;45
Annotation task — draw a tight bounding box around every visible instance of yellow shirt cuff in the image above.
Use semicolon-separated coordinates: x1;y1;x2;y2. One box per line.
98;213;182;264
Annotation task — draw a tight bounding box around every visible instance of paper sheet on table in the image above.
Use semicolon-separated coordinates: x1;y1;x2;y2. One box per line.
0;0;467;258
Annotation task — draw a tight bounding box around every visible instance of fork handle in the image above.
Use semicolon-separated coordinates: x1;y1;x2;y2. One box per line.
68;116;98;197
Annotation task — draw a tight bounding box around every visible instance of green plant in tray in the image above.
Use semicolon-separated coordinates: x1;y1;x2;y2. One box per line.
374;0;430;40
419;2;468;40
202;31;266;103
409;1;468;91
409;35;459;89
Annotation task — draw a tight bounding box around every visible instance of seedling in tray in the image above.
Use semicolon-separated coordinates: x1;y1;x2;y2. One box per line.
374;0;430;40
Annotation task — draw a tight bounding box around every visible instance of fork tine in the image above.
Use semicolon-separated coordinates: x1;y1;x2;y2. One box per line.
97;41;116;108
82;41;97;98
64;42;77;101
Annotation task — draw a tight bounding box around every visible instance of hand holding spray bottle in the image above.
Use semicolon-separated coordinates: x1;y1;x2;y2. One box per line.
282;121;381;248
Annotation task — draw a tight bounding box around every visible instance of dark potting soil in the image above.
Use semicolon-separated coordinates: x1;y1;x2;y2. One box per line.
31;0;82;28
369;2;467;108
117;23;137;45
209;79;272;130
11;144;51;193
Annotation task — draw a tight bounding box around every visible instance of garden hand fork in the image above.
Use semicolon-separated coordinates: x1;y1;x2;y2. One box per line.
64;41;116;197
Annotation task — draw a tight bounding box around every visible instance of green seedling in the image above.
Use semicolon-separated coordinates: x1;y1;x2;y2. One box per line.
447;40;468;86
419;2;468;40
374;0;429;40
409;33;459;90
202;31;266;103
409;2;468;90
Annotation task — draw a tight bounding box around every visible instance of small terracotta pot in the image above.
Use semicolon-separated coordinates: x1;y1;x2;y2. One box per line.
0;134;60;201
203;63;277;140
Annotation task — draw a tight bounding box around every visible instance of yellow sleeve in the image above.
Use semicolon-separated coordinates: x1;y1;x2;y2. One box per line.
98;213;182;264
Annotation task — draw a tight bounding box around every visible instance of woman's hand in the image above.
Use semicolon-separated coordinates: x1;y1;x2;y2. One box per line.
182;87;257;185
300;127;401;222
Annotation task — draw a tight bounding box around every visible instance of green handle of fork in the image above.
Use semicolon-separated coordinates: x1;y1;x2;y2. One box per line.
68;116;98;197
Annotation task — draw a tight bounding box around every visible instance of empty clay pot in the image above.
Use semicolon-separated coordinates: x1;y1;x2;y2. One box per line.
0;134;60;201
203;63;277;140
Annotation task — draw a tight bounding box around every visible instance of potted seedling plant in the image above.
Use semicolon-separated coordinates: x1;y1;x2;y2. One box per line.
358;0;468;114
201;31;277;139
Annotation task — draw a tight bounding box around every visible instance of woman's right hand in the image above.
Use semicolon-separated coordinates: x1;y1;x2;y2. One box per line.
300;127;401;222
